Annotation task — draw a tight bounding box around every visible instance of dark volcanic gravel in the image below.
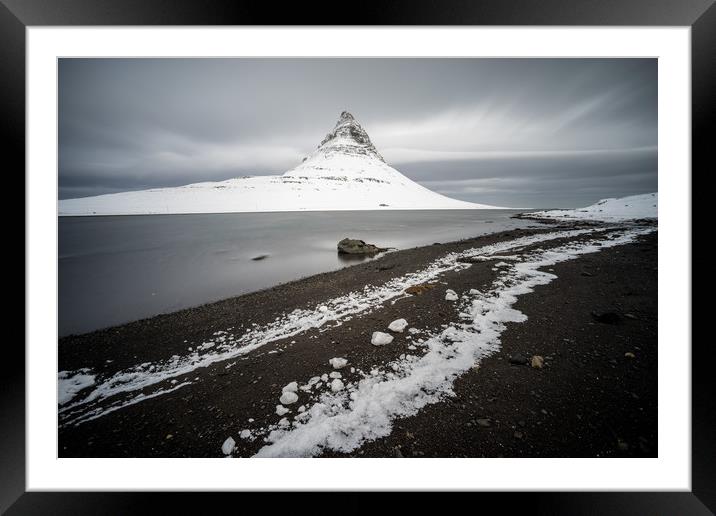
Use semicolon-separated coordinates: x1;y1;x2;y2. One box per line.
58;223;657;458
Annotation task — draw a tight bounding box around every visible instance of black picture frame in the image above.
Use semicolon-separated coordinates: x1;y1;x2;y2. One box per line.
5;0;711;513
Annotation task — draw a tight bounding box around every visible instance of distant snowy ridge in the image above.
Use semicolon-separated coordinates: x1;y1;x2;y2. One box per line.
529;193;657;222
59;111;502;216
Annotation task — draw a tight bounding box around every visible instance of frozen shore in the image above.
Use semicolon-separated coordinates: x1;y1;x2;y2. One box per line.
58;218;657;458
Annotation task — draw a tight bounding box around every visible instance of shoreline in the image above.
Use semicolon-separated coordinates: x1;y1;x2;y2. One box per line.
58;220;657;458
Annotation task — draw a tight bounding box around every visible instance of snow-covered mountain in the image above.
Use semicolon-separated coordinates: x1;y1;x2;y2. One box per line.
59;111;502;216
529;193;658;221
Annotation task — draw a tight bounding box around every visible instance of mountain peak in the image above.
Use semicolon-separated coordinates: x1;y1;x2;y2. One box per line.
316;111;385;162
338;110;355;121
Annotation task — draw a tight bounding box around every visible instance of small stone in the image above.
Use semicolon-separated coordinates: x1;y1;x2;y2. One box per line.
509;355;529;365
530;355;544;369
624;352;636;359
591;311;621;324
476;418;491;428
165;434;173;440
404;283;436;296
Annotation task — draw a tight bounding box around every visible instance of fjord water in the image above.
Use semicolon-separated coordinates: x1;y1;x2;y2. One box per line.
59;210;537;337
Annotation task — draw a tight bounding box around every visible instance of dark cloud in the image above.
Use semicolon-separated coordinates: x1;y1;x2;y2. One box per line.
59;58;657;208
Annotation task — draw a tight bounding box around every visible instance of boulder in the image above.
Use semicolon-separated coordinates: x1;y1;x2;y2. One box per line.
337;238;385;255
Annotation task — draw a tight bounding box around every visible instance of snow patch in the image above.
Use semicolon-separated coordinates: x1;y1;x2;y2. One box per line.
329;357;348;369
279;391;299;405
58;369;96;405
330;379;345;392
530;193;657;222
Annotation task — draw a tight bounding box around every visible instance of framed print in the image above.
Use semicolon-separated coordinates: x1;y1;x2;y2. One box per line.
5;0;712;512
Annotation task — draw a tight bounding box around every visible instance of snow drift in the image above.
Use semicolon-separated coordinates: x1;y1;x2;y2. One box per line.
59;111;501;216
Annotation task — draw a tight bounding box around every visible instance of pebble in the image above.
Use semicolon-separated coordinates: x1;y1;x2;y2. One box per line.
509;355;529;365
530;355;544;369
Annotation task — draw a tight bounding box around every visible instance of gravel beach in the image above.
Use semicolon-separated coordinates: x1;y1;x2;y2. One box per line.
58;221;657;458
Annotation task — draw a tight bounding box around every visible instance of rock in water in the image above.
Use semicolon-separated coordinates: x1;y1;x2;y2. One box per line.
371;331;394;346
337;238;385;255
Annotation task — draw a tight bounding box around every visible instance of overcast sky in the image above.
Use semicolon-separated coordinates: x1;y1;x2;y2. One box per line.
59;58;656;208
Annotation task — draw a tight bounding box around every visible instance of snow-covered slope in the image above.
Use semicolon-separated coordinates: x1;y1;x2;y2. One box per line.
529;193;658;221
59;112;501;216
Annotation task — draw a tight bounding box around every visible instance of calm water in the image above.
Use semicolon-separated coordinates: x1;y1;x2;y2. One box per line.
59;210;539;336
